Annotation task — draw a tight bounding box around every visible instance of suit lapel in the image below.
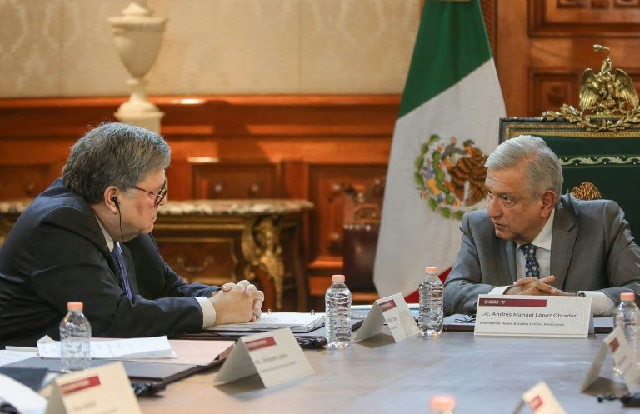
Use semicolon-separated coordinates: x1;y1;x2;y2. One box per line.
494;236;517;285
505;240;518;284
550;197;578;289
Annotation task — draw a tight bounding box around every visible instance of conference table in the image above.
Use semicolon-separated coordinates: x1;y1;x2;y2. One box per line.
138;331;628;414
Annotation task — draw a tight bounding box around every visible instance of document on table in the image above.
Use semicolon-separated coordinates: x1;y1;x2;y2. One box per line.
206;312;325;333
37;336;174;359
0;350;38;367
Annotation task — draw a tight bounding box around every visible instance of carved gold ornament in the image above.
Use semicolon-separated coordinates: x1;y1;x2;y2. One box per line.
570;182;602;201
543;45;640;132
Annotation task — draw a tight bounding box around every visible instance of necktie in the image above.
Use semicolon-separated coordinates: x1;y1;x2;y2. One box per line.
112;242;133;300
521;243;540;278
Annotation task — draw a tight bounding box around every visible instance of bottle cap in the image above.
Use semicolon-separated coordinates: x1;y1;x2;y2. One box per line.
621;292;636;301
430;395;455;411
425;266;438;273
331;274;346;283
67;302;83;311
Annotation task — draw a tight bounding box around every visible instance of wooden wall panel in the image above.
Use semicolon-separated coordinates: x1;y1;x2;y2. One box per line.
0;162;62;200
529;0;640;36
498;0;640;116
191;161;280;199
529;70;578;115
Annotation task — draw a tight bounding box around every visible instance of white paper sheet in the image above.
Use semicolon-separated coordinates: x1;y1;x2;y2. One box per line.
37;336;174;359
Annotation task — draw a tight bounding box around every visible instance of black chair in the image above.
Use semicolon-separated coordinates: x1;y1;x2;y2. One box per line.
341;178;385;304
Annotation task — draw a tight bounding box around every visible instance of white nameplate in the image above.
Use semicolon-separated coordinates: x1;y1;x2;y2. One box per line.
582;326;640;392
213;328;313;388
354;293;419;342
474;295;592;337
45;362;141;414
522;382;567;414
0;374;47;414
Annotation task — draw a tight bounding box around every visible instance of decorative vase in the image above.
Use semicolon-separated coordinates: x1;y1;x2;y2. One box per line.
109;1;167;133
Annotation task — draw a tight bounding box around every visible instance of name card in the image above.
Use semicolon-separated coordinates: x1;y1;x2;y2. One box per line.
0;374;47;414
474;295;592;337
354;293;419;342
521;382;567;414
45;362;141;414
581;326;640;392
213;328;313;388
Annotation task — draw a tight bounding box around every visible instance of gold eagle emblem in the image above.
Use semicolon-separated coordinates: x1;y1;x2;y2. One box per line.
543;45;640;132
579;45;638;115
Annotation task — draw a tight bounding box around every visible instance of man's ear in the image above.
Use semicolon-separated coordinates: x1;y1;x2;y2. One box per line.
540;190;558;217
104;187;119;214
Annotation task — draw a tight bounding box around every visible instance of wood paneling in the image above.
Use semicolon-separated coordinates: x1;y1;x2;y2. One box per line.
191;161;280;199
498;0;640;116
529;0;640;36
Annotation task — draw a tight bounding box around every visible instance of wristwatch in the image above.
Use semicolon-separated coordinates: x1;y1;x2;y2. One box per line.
574;291;587;297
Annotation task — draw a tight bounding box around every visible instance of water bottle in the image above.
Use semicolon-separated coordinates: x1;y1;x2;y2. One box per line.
430;395;455;414
60;302;92;372
419;266;443;337
325;274;352;348
613;292;639;376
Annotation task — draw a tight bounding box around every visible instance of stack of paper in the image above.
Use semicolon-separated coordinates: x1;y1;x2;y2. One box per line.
37;336;174;359
207;312;325;333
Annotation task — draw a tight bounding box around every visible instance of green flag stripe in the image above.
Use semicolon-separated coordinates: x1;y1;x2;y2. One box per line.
398;0;493;118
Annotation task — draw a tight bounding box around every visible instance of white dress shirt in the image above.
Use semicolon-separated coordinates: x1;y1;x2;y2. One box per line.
96;217;217;327
487;209;615;316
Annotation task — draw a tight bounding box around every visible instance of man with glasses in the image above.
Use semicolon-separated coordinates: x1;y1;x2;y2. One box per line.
0;122;264;346
443;135;640;316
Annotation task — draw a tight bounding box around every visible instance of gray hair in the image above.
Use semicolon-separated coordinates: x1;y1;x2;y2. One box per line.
62;122;171;204
485;135;563;196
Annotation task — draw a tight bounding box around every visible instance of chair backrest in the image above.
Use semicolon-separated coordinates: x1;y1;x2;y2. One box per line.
341;178;385;294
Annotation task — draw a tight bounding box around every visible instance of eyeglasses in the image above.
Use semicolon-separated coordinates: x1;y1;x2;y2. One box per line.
133;183;168;207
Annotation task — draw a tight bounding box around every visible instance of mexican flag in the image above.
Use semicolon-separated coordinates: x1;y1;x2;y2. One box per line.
374;0;506;297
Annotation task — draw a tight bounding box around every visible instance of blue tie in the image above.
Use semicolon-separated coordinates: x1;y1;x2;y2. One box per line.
112;242;133;300
521;243;540;278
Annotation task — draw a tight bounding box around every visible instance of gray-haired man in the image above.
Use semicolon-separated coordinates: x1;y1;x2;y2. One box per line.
0;122;263;346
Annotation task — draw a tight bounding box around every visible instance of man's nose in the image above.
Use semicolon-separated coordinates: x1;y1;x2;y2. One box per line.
487;197;501;218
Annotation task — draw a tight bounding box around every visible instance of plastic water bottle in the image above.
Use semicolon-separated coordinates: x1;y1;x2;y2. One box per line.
60;302;92;372
614;292;639;375
419;266;443;337
325;274;352;348
430;395;455;414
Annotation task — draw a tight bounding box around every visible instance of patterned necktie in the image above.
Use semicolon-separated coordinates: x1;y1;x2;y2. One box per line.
111;242;133;300
521;243;540;278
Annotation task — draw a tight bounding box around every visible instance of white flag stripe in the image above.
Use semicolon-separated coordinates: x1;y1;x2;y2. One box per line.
375;59;505;297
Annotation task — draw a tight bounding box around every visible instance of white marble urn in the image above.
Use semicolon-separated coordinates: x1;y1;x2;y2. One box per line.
109;1;167;132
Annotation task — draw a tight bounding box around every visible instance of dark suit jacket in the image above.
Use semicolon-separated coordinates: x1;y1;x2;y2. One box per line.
0;179;218;346
443;194;640;315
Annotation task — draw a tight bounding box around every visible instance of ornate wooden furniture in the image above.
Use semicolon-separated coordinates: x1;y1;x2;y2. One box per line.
0;199;312;311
